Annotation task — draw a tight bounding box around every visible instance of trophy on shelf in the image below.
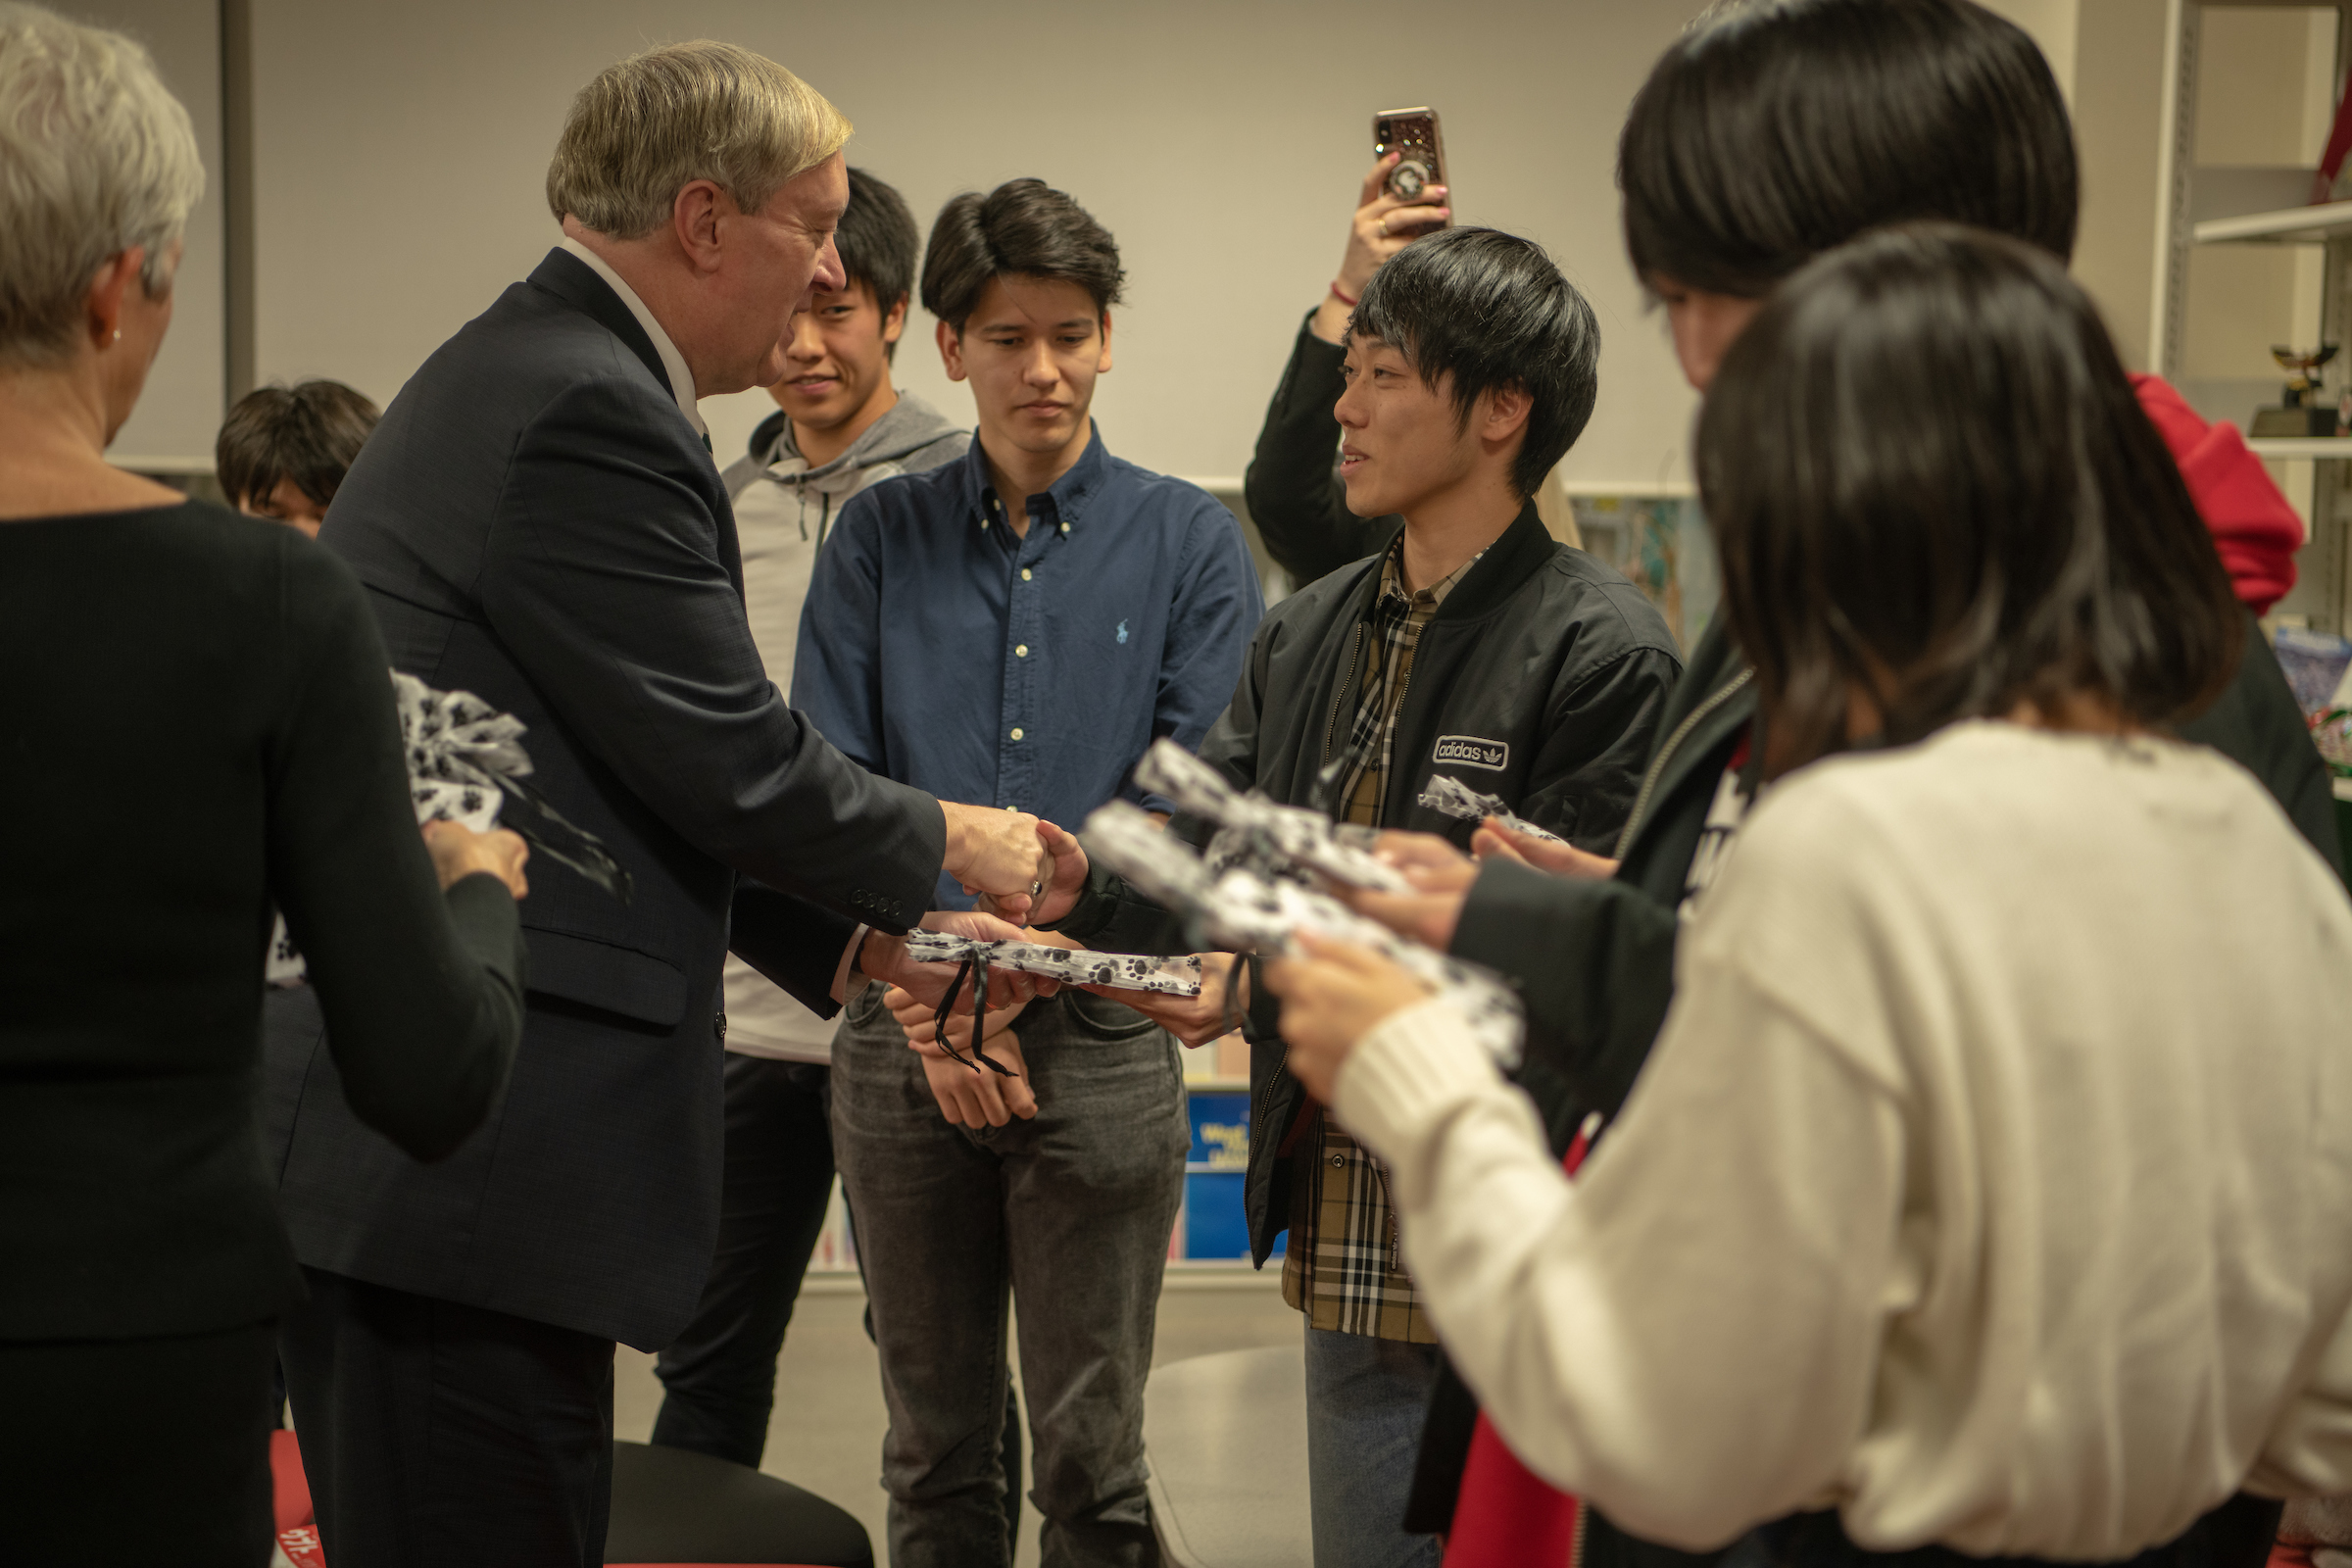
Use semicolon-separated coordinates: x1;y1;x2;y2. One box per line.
2251;344;2343;438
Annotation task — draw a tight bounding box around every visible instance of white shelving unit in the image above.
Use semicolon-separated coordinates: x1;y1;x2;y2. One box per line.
2155;0;2352;632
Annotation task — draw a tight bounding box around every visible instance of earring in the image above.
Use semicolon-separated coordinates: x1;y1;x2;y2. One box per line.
111;328;122;343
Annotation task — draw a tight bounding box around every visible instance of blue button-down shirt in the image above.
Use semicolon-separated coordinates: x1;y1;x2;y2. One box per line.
793;423;1265;907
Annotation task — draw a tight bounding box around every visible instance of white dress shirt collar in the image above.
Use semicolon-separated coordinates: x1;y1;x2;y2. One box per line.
558;236;708;440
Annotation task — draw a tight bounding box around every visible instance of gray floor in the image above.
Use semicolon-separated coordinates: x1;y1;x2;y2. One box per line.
612;1272;1302;1568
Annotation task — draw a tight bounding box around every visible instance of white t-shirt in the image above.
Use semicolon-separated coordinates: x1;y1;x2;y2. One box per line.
1338;721;2352;1557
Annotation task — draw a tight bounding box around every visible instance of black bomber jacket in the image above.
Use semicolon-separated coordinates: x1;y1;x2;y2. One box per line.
1044;503;1683;1266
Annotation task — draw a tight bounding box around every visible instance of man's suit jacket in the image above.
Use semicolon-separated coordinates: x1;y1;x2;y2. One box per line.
264;248;943;1349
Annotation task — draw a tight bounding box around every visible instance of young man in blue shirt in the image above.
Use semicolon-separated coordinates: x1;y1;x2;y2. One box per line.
792;178;1263;1568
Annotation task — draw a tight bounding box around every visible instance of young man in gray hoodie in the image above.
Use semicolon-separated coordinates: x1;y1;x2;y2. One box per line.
650;165;992;1485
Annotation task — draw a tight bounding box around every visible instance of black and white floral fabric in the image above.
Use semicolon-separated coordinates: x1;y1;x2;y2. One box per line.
902;930;1203;995
266;672;627;986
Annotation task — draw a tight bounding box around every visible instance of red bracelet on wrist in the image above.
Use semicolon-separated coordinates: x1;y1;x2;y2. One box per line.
1329;280;1359;308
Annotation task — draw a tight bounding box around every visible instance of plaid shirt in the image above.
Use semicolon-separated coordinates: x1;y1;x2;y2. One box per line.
1282;537;1479;1343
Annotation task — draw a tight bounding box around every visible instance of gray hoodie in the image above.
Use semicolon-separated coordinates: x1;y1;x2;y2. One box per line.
719;390;968;1058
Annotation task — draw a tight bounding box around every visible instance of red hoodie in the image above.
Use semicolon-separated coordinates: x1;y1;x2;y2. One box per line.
1440;375;2307;1568
2132;374;2303;614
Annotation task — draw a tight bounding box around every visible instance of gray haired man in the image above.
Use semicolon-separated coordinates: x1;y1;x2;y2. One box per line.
264;43;1051;1568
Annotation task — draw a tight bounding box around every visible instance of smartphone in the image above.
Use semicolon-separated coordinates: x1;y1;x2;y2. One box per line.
1375;108;1448;213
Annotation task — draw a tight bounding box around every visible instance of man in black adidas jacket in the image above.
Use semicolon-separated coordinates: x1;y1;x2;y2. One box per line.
1025;228;1680;1567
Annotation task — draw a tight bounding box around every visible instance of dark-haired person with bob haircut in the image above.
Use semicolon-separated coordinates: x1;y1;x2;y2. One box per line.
1267;223;2352;1568
1331;4;2341;1553
217;377;380;537
792;176;1262;1567
1018;224;1682;1568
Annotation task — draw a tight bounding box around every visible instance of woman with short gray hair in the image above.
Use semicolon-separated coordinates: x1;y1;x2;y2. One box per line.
0;8;530;1562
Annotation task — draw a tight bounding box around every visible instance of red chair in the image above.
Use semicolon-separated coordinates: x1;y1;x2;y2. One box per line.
268;1430;324;1568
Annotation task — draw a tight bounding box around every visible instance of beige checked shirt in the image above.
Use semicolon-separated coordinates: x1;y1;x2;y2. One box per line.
1282;537;1480;1344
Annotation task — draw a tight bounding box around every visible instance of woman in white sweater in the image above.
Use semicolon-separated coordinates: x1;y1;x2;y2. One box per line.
1264;225;2352;1567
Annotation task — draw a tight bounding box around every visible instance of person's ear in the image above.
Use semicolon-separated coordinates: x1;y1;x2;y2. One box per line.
937;318;967;382
86;246;144;350
883;294;907;348
1096;311;1113;375
671;179;727;273
1483;382;1533;446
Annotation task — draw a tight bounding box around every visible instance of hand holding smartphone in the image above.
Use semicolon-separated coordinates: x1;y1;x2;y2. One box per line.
1375;108;1448;207
1317;107;1455;343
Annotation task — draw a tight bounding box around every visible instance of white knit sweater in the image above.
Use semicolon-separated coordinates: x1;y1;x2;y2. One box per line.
1336;721;2352;1559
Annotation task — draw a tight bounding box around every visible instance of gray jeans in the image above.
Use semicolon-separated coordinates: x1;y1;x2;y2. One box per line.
832;986;1190;1568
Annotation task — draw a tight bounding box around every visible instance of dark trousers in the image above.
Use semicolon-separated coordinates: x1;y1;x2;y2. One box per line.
278;1266;616;1568
0;1320;277;1568
652;1054;842;1466
651;1054;1029;1551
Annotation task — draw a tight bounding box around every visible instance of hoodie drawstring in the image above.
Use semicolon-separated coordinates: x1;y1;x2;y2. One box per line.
788;478;836;554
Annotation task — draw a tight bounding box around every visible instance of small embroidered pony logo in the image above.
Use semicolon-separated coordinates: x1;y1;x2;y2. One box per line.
1116;620;1129;645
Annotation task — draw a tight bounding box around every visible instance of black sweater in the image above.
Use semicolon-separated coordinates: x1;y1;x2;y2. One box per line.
0;501;525;1341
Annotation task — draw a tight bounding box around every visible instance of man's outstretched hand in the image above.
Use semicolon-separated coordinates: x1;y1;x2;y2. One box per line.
983;818;1089;928
858;909;1057;1013
940;802;1051;918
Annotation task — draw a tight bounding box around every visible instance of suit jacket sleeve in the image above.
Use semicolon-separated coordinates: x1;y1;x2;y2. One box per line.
1243;315;1402;586
477;373;944;941
1450;858;1681;1148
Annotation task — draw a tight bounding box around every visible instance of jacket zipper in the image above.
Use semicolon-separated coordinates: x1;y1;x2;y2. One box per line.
1321;623;1367;768
1569;1494;1589;1568
1611;666;1755;859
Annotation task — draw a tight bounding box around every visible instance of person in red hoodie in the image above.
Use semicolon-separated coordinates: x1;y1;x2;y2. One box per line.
2135;373;2307;614
1298;4;2344;1567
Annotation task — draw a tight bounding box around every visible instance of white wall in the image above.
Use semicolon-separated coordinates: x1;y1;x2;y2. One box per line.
70;0;224;463
101;0;2180;474
245;0;1699;486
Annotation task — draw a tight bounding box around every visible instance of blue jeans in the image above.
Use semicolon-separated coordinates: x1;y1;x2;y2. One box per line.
833;987;1190;1568
1303;1326;1445;1568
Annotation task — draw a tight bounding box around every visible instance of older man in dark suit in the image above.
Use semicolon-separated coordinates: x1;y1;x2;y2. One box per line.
263;42;1049;1568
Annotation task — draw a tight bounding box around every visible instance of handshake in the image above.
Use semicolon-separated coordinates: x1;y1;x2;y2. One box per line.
850;799;1095;1019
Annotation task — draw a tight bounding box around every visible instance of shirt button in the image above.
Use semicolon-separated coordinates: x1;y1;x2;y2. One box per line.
1059;521;1070;534
1015;644;1029;658
1010;727;1025;741
1020;568;1033;581
1330;1153;1346;1168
